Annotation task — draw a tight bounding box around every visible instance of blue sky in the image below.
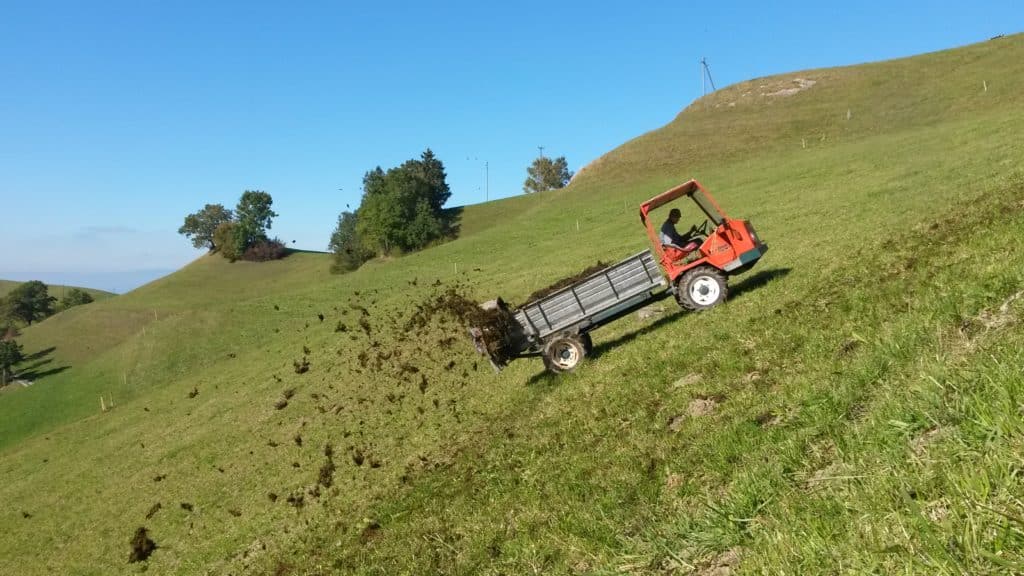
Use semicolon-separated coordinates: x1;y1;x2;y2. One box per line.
1;1;1020;292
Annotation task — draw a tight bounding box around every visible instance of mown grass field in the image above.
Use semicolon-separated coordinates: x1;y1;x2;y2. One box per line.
1;35;1023;575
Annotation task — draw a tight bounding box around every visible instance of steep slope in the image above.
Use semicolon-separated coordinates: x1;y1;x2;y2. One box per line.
2;34;1024;575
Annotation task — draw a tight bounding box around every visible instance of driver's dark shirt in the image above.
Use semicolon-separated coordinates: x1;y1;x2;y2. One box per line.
660;219;687;246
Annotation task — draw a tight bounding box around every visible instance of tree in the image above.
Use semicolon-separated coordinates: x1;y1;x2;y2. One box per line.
354;150;453;256
2;281;56;325
328;211;372;273
235;190;278;248
410;148;451;213
60;288;94;310
523;155;573;194
213;222;243;262
178;204;234;250
0;339;23;386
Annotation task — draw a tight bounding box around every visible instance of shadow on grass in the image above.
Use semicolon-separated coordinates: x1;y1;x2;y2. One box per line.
23;346;56;362
524;267;793;385
15;346;70;381
729;267;792;301
444;206;464;238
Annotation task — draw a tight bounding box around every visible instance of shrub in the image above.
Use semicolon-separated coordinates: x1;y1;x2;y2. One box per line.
60;288;94;310
213;222;242;261
242;238;287;262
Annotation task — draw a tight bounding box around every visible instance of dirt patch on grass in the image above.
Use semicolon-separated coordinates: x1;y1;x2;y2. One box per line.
672;373;702;389
128;527;157;563
359;520;382;544
697;547;742;575
754;411;781;427
688;395;722;416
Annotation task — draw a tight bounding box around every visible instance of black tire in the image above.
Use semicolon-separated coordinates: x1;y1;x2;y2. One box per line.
580;333;594;355
542;334;587;374
675;266;728;311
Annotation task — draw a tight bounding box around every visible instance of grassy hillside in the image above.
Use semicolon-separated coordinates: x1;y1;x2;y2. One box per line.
0;279;115;303
2;34;1024;575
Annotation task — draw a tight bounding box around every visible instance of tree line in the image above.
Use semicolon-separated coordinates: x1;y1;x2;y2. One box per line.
178;190;284;262
328;150;572;272
178;152;573;273
0;280;96;386
1;280;93;327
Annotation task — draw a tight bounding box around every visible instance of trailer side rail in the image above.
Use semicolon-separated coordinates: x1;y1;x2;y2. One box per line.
516;250;665;339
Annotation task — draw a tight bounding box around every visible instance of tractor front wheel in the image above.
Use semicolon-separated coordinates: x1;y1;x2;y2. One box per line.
676;266;728;311
543;334;587;373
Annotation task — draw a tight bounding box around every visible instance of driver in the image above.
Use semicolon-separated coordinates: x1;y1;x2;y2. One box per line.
660;208;701;250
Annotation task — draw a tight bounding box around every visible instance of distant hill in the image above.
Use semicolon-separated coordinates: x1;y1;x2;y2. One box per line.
0;279;115;302
1;34;1023;575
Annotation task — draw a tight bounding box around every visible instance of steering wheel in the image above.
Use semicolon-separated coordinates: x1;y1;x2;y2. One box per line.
689;220;710;237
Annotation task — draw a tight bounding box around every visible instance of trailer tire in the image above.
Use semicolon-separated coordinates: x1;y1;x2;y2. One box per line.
543;334;587;373
580;333;594;355
676;266;728;311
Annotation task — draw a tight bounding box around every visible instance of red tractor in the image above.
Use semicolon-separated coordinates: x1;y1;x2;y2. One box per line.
640;179;768;310
471;180;768;372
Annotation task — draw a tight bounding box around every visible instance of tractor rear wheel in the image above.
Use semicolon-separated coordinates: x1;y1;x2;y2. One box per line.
676;266;728;311
542;334;587;373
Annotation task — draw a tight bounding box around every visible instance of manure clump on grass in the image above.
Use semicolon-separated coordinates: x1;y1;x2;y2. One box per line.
286;493;304;509
318;443;336;488
128;527;157;563
145;502;162;519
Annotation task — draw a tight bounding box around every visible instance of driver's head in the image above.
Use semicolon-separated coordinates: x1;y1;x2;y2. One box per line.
668;208;681;223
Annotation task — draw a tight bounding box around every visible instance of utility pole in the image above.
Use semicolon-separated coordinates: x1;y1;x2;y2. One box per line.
537;145;545;158
700;57;716;97
485;161;489;201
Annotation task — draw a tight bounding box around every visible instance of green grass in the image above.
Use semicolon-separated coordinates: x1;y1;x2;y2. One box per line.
2;34;1024;575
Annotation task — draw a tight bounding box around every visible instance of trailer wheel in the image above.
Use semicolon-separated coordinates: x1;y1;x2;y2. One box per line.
543;334;587;373
676;266;728;311
580;333;594;355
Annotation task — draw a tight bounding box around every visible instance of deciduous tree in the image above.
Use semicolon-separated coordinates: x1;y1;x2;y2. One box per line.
60;288;94;310
329;211;372;272
0;339;23;386
354;150;453;256
178;204;234;250
235;190;278;248
1;281;56;325
523;155;573;194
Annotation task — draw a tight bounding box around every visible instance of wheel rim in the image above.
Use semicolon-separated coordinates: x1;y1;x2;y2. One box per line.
689;275;721;306
552;342;580;369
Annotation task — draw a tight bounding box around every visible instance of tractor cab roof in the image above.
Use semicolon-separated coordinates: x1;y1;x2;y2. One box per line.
639;179;727;226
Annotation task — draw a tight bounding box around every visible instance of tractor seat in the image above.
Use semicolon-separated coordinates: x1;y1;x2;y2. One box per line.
662;241;699;262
